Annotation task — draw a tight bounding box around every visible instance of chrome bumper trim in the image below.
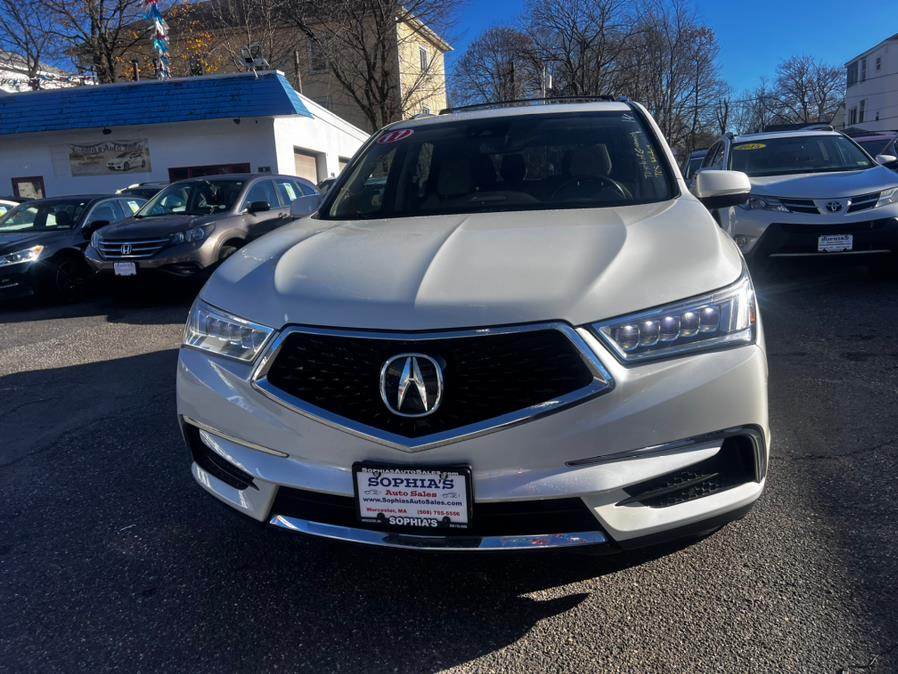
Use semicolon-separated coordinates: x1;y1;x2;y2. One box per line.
270;515;608;550
182;415;289;457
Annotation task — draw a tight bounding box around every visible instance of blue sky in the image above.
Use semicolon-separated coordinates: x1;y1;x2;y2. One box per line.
445;0;897;93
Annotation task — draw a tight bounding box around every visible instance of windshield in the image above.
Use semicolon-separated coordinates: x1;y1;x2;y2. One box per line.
858;139;890;156
323;111;674;220
0;199;90;232
729;136;876;177
136;180;244;217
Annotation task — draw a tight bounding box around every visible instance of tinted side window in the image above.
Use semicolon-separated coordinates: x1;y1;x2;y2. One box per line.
294;179;317;196
244;180;280;208
87;200;122;224
702;143;722;169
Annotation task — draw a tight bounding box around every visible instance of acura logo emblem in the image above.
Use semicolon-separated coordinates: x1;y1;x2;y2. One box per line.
825;200;843;213
120;243;132;255
380;354;443;417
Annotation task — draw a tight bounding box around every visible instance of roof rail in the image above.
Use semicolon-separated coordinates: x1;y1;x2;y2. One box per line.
440;95;616;115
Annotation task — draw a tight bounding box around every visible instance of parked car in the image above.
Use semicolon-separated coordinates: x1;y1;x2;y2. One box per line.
681;148;707;187
86;174;321;278
317;177;337;195
851;131;898;168
177;99;768;554
106;150;147;172
698;129;898;274
0;194;145;300
0;198;19;217
116;181;168;199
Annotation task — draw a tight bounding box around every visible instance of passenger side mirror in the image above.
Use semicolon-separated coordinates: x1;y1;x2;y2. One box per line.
82;220;110;238
876;154;898;168
694;170;751;210
289;195;322;219
247;200;271;214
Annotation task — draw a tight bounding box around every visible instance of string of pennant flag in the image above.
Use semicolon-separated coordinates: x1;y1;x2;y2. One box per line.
145;0;171;79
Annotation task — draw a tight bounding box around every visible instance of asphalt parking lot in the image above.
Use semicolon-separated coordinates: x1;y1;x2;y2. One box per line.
2;265;897;673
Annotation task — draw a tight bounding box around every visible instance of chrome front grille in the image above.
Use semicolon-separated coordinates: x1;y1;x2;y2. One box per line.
780;198;818;214
848;192;880;213
98;237;169;259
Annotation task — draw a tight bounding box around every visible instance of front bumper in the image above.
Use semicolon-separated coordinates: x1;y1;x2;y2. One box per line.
84;240;218;277
727;205;898;260
176;325;770;552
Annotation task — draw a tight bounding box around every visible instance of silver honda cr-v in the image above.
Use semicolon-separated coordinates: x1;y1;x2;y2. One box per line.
177;100;769;553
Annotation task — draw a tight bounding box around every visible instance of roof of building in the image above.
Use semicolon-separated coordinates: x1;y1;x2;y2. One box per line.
0;71;311;136
846;32;898;65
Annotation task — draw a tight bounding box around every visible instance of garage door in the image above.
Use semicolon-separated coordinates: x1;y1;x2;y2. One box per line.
294;151;319;183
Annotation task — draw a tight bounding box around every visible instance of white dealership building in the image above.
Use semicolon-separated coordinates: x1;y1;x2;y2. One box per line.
0;71;368;199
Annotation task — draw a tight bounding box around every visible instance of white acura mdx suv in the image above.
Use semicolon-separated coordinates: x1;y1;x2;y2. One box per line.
177;99;769;552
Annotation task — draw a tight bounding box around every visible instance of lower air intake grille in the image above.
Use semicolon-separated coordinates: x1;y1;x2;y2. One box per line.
261;327;600;438
621;435;757;508
184;423;256;490
271;487;604;537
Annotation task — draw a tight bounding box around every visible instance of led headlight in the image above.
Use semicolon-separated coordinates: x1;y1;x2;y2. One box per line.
171;225;210;245
183;300;274;362
739;195;789;213
876;187;898;208
90;230;101;248
591;271;756;364
0;245;44;267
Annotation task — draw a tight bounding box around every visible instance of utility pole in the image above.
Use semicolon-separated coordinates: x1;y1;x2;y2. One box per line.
294;49;303;93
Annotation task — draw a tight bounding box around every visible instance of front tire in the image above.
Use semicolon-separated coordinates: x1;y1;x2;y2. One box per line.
47;257;90;302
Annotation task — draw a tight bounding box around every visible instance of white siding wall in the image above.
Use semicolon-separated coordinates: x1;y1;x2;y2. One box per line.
0;118;278;197
846;40;898;131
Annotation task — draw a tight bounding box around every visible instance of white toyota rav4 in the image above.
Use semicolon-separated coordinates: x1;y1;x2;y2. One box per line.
177;99;769;552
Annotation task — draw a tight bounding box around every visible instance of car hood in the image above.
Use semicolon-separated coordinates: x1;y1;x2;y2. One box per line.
202;198;743;331
0;230;69;254
749;166;898;198
97;214;221;238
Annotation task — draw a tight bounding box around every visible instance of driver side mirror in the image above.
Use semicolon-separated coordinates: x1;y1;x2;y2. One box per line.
876;154;898;168
694;170;751;210
246;200;271;214
82;220;110;238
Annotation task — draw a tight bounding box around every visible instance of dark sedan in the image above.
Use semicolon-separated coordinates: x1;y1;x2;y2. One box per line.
0;194;144;300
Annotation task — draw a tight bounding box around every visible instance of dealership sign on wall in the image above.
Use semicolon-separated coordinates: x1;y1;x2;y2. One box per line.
68;139;151;176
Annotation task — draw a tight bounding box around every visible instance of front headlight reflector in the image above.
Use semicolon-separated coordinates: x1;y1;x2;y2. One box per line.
183;300;274;362
875;187;898;208
0;245;44;267
739;195;789;212
171;225;210;245
592;272;756;364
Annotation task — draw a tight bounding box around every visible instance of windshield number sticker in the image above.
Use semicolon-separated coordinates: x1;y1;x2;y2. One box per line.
733;143;766;151
378;129;414;144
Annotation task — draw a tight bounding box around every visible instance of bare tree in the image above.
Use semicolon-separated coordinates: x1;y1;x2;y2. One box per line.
283;0;458;130
774;55;844;124
523;0;633;97
205;0;298;74
0;0;57;84
451;27;539;105
43;0;154;82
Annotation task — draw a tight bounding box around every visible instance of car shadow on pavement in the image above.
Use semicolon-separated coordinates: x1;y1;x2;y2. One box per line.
0;349;700;672
0;277;199;326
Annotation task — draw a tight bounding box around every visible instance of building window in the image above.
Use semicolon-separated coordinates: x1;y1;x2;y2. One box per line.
876;112;880;121
422;105;431;114
419;46;429;73
847;62;858;87
859;99;866;123
876;56;882;71
309;42;327;74
861;58;867;82
849;107;857;125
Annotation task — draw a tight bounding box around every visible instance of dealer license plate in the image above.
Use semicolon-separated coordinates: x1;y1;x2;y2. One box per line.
817;234;853;253
113;262;137;276
354;463;472;530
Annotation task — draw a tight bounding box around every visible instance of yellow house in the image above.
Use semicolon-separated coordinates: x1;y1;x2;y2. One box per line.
127;5;452;133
